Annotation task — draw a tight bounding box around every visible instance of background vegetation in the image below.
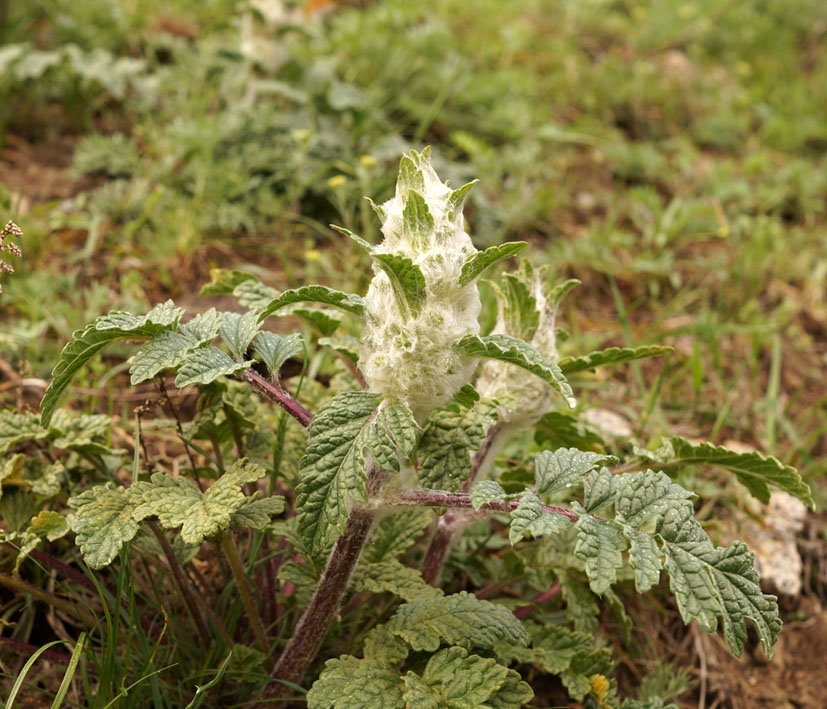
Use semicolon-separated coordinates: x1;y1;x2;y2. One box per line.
1;0;825;706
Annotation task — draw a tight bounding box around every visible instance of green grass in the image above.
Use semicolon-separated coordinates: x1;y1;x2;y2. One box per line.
1;0;825;704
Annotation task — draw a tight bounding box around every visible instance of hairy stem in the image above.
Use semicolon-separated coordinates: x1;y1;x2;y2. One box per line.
148;522;211;647
385;489;579;522
220;530;270;654
246;369;314;427
259;505;375;701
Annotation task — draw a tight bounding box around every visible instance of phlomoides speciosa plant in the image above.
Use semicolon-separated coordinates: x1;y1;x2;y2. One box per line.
23;150;812;707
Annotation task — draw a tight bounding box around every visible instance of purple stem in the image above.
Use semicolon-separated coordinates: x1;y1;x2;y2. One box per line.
245;369;314;428
387;489;579;522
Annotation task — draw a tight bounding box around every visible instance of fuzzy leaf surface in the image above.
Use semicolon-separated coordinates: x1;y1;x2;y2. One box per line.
403;647;509;709
68;484;140;569
534;448;618;496
174;346;251;388
372;252;427;317
470;480;506;510
42;305;179;426
614;470;695;528
653;436;812;508
558;345;673;374
219;311;260;361
510;491;571;545
307;656;405;709
129;330;203;385
132;460;267;544
252;331;303;377
353;559;443;601
574;509;628;595
258;286;365;321
417;398;498;491
295;392;381;549
386;591;529;652
456;333;576;408
0;410;48;454
459;242;527;287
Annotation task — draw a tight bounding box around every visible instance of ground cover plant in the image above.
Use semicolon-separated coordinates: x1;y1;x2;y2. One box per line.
1;0;826;706
0;149;816;707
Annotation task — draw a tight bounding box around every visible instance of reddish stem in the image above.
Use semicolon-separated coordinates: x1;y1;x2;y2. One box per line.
245;369;314;428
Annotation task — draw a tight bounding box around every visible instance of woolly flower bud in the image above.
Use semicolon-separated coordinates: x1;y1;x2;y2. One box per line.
358;149;480;420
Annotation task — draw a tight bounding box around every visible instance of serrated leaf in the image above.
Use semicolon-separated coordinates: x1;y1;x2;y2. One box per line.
624;526;663;592
560;647;614;702
574;511;628;595
403;646;509;708
486;669;534;709
52;413;124;457
456;333;576;408
659;504;781;657
68;484;140;569
258;286;365;321
386;591;529;652
363;509;433;563
654;436;812;508
583;468;617;513
534;448;618;496
174;346;251;388
42;313;175;426
417;398;498;491
546;278;581;310
459;242;527;287
363;625;409;663
179;308;221;342
0;410;48;455
132;460;266;544
233;279;278;313
353;559;442;601
398;154;425;194
219;311;260;361
253;331;303;377
530;625;595;674
614;470;695;528
230;495;284;530
402;191;435;246
372;252;427;317
96;300;183;331
446;179;478;219
470;480;506;510
534;412;606;453
129;330;200;385
510;491;571;544
295;392;381;549
200;269;257;296
499;273;540;341
558;345;673;375
278;561;319;588
307;656;405;709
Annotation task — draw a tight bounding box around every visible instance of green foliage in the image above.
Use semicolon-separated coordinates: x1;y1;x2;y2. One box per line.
459;242;528;287
558;345;674;375
259;286;366;320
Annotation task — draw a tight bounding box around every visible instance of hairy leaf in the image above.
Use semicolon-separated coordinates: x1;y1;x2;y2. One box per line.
402;191;435;243
499;273;540;341
307;656;405;709
363;510;433;563
42;305;179;426
456;333;576;408
132;460;268;544
372;252;427;317
234;279;278;313
470;480;506;510
130;330;202;385
386;591;529;652
574;509;628;595
510;491;571;545
624;526;663;592
253;331;303;377
219;311;260;361
296;392;381;549
0;410;49;454
534;448;618;496
230;496;285;530
417;397;498;491
174;346;251;388
446;180;478;219
614;470;695;528
68;484;140;569
403;646;509;708
558;345;673;375
179;308;221;342
363;625;409;664
649;436;812;508
353;559;442;601
258;286;365;321
459;242;527;287
318;335;359;364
